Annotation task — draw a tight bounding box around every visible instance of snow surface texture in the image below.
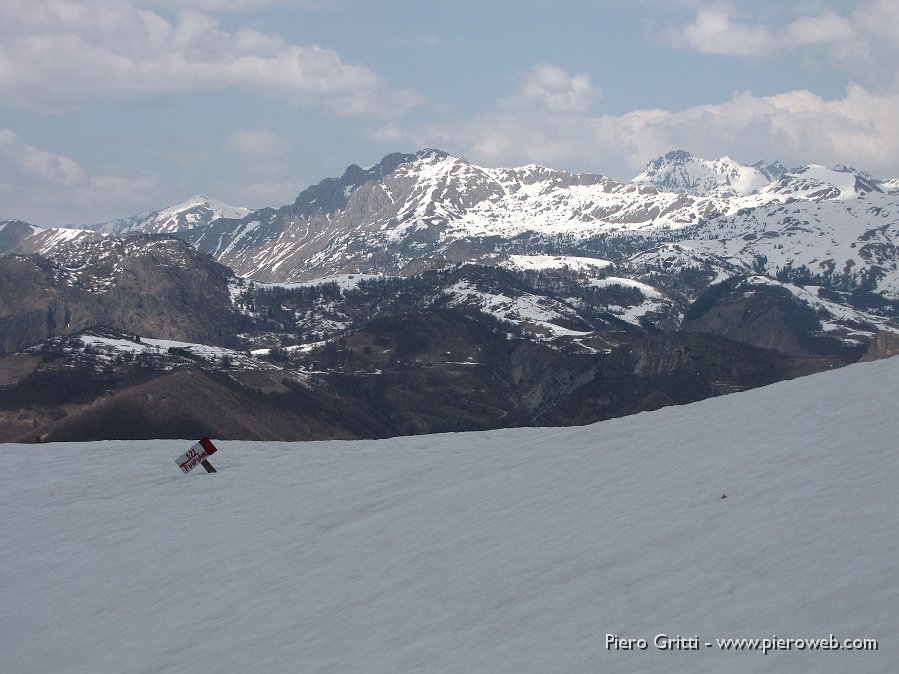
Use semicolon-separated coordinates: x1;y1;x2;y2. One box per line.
2;358;898;673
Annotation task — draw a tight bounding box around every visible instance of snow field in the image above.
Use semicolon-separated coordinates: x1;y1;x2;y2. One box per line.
2;357;898;673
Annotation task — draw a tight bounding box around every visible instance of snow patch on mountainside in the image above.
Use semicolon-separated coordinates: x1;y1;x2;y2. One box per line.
624;244;737;288
0;220;105;257
75;334;275;370
259;273;385;291
764;165;871;201
503;254;612;272
445;280;590;337
589;276;662;297
586;277;669;326
77;195;251;235
157;195;250;224
685;190;899;299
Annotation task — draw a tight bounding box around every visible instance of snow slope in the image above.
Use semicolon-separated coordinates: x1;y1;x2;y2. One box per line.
2;357;897;673
78;196;251;235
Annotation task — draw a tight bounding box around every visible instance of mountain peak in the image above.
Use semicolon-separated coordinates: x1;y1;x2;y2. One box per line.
751;159;789;181
831;163;876;182
290;149;458;218
633;151;770;196
415;148;451;161
73;196;250;236
156;195;249;220
662;149;695;163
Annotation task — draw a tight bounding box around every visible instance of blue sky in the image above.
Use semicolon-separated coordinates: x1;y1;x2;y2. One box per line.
2;0;898;226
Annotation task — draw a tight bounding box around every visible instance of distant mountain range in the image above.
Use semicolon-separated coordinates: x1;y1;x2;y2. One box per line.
72;195;251;236
1;149;897;441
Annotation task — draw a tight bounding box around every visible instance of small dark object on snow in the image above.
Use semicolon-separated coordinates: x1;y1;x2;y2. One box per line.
721;493;727;499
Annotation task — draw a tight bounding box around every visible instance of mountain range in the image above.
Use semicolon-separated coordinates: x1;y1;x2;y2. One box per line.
1;149;897;441
72;195;251;236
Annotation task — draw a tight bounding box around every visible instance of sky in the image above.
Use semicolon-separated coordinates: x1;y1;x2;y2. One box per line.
2;0;899;227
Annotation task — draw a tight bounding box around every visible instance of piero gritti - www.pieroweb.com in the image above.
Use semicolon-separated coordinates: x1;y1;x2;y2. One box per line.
606;633;878;655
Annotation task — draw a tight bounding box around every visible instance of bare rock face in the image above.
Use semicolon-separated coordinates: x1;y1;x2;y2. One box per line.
0;236;247;355
0;256;87;355
679;278;857;357
862;330;899;361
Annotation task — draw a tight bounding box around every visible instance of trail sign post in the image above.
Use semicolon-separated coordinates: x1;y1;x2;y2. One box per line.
175;437;219;474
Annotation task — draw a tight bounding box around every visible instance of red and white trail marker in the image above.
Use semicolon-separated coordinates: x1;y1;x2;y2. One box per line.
175;437;219;474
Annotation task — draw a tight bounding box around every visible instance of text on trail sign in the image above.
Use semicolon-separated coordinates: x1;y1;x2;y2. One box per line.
175;437;219;474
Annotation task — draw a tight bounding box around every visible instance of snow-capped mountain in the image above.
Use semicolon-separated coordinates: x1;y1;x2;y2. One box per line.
1;194;249;255
5;149;897;356
0;219;103;257
183;148;732;281
74;195;250;235
162;150;898;317
7;150;896;297
631;149;773;196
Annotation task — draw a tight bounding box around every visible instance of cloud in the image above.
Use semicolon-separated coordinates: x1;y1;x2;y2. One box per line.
0;128;156;226
784;11;856;45
661;1;899;90
0;129;86;187
665;5;781;57
501;63;600;114
0;0;421;117
589;85;899;176
369;64;899;180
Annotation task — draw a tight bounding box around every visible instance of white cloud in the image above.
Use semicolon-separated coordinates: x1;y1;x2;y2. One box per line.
500;63;600;114
589;85;899;176
784;11;856;45
370;65;899;180
0;129;86;187
0;0;421;117
0;128;157;226
666;5;780;58
662;1;899;90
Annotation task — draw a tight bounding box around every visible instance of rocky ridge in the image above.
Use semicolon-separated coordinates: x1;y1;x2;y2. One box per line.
1;148;897;441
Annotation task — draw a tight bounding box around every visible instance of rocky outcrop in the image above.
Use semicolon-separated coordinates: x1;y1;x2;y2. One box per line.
0;236;249;355
861;330;899;361
679;278;860;357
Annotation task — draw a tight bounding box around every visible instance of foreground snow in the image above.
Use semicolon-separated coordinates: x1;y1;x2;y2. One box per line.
2;358;898;673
